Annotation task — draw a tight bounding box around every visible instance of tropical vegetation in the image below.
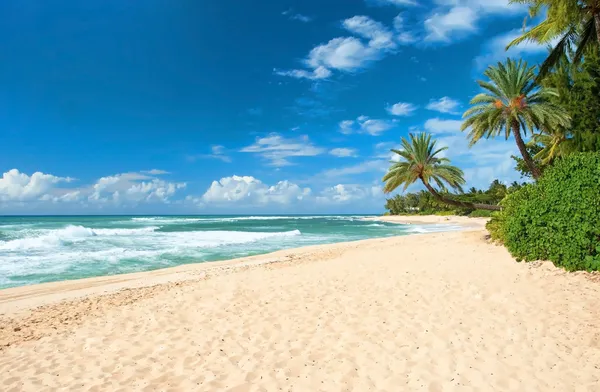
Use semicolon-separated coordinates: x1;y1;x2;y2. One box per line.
507;0;600;77
385;180;523;216
382;133;501;211
461;58;570;179
382;0;600;271
487;153;600;271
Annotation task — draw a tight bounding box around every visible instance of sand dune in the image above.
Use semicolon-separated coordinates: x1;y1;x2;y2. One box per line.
1;229;599;391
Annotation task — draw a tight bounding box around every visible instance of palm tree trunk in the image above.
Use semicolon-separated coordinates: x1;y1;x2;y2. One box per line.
595;12;600;44
420;179;501;211
512;121;541;180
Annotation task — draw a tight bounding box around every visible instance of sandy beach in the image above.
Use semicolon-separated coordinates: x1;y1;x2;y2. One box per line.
1;221;599;391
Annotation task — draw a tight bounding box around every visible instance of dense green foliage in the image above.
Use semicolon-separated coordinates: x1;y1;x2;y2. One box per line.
512;50;600;177
384;180;523;216
488;153;600;271
508;0;600;77
462;58;570;179
540;49;600;154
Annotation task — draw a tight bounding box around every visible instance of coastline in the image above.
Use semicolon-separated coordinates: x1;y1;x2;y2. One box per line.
364;214;489;228
2;221;599;390
0;216;479;313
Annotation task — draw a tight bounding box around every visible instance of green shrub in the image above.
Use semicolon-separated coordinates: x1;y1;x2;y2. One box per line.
469;209;495;218
488;153;600;271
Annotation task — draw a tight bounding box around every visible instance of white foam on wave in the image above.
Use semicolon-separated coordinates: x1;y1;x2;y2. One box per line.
0;225;160;251
0;224;301;253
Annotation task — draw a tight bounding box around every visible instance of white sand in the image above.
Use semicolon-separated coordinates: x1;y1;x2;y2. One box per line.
1;228;599;391
364;215;489;228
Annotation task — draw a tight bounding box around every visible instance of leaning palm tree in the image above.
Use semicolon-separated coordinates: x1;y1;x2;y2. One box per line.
531;127;576;164
383;133;501;211
507;0;600;77
462;58;571;180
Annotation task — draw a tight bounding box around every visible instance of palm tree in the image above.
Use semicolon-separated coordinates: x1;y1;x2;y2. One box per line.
507;0;600;77
531;127;576;163
462;58;571;180
382;133;501;211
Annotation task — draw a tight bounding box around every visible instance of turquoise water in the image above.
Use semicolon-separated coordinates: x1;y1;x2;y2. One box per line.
0;215;463;289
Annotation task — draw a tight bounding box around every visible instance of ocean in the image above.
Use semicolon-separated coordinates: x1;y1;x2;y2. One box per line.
0;215;464;289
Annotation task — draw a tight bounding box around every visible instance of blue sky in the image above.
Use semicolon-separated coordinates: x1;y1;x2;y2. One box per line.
0;0;549;214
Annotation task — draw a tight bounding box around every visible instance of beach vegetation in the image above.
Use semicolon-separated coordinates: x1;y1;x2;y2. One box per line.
462;58;571;179
488;153;600;271
507;0;600;78
384;180;520;216
382;133;502;211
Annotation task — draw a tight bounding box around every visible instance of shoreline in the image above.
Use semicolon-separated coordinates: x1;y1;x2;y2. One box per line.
364;214;489;228
0;216;480;312
1;227;599;390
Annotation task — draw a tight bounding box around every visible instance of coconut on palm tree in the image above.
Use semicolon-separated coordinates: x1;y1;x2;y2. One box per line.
382;133;501;211
462;58;571;179
507;0;600;77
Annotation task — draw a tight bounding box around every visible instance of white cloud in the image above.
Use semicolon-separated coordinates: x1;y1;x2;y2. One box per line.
89;172;186;204
141;169;170;175
282;9;312;23
201;175;311;205
240;133;324;167
424;6;477;42
317;184;384;204
329;148;358;158
274;66;332;80
343;16;396;50
278;14;410;79
424;0;526;43
386;102;417;116
0;169;186;208
393;14;417;44
0;169;74;202
188;145;232;163
424;117;463;134
306;37;382;72
426;97;461;114
339;120;356;135
339;116;397;136
474;29;556;69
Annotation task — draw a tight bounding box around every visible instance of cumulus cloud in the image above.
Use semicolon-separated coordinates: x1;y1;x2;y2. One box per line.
424;6;477;42
88;172;186;204
201;175;311;205
424;0;526;43
240;133;324;167
277;14;413;79
426;97;461;114
0;169;186;208
424;117;464;134
386;102;417;116
338;116;396;136
329;148;358;158
0;169;74;202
